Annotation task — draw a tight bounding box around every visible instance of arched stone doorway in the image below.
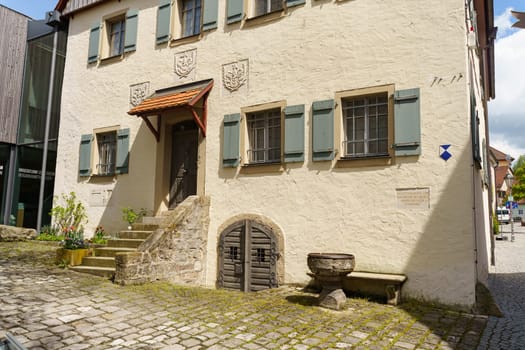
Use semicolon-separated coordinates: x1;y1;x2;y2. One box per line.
218;218;283;292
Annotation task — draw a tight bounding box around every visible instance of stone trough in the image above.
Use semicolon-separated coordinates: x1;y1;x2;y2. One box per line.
307;253;355;310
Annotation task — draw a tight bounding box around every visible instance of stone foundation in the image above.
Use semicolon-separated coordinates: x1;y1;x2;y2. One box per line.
114;196;210;286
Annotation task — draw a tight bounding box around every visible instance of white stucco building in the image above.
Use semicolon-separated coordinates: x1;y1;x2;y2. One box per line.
53;0;496;307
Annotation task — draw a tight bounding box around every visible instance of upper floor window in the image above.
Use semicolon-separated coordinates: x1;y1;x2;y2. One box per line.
108;17;126;57
87;9;138;64
253;0;283;17
342;93;388;158
156;0;217;45
182;0;202;37
247;109;281;164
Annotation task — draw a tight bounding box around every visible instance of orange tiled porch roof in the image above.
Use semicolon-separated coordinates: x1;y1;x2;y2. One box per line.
128;79;213;140
128;80;213;117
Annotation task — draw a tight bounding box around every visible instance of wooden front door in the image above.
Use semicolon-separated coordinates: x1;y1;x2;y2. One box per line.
169;121;198;209
218;220;278;292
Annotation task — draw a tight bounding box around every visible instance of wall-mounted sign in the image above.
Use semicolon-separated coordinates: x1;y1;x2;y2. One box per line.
396;187;430;209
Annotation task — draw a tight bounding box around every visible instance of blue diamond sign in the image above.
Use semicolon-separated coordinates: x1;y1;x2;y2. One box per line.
440;144;452;161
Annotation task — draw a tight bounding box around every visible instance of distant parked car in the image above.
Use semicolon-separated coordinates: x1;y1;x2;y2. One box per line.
497;207;510;224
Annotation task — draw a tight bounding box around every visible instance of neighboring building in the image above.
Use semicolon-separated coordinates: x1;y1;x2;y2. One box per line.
0;6;29;226
490;146;514;207
53;0;495;307
0;5;67;229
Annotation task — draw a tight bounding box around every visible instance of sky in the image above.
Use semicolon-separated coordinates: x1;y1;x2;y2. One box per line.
491;0;525;161
0;0;523;159
0;0;56;19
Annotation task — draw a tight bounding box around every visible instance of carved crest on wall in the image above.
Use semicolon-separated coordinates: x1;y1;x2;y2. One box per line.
222;59;249;94
129;82;150;107
174;49;197;80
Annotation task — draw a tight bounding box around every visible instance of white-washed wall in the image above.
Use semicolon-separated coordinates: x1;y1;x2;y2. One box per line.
55;0;483;306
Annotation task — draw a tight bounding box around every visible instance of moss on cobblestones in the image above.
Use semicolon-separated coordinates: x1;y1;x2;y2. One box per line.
0;241;489;349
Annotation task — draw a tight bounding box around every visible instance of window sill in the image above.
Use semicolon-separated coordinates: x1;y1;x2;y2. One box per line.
92;173;116;178
99;54;124;65
336;154;393;168
240;162;284;174
244;9;285;26
170;34;200;47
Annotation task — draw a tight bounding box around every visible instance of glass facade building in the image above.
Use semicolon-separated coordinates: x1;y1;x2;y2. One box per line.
0;20;67;229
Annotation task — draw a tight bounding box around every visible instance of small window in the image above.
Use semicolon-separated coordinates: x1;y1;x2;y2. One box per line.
181;0;202;37
157;0;207;44
246;109;281;164
88;9;138;63
253;0;283;17
343;93;389;158
108;17;126;57
79;128;129;177
96;132;117;175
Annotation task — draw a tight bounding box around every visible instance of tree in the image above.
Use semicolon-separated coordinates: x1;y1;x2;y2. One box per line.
512;155;525;172
512;156;525;201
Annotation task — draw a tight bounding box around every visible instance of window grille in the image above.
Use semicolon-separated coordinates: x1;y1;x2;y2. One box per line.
97;132;116;175
247;109;281;163
343;94;388;157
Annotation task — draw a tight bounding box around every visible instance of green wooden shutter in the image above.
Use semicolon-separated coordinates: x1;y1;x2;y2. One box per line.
286;0;305;7
87;22;100;63
203;0;218;31
223;114;240;167
156;0;172;44
116;128;130;174
394;88;421;156
284;104;305;163
227;0;243;24
124;9;139;53
471;92;481;165
79;134;93;176
312;99;334;161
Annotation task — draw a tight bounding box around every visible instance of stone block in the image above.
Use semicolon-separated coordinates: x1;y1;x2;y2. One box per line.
0;225;38;241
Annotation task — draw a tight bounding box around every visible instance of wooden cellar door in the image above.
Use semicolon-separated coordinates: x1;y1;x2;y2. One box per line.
218;220;278;291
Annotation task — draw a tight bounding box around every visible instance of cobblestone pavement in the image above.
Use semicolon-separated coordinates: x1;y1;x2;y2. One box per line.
0;242;488;350
478;223;525;350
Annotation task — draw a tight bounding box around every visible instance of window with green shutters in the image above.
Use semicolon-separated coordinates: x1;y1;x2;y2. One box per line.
87;9;138;63
79;128;130;176
156;0;218;45
331;84;421;164
222;102;305;168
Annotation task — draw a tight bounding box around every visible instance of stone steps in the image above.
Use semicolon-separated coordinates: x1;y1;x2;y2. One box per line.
82;256;116;268
69;218;163;279
107;238;145;249
118;230;154;240
69;265;115;278
94;247;138;257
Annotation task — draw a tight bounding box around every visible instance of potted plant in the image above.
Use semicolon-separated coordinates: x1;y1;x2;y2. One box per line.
56;226;90;266
50;192;90;266
122;207;147;230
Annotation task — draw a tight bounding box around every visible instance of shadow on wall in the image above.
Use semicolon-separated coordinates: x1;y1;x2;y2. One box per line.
93;122;157;235
399;145;489;307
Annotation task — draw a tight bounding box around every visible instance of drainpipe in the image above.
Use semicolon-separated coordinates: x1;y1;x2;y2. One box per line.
36;25;59;232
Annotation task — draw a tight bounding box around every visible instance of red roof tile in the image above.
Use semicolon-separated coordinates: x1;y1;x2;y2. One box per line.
128;80;213;116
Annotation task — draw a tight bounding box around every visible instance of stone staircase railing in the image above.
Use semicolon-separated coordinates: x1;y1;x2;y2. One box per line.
114;196;210;285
